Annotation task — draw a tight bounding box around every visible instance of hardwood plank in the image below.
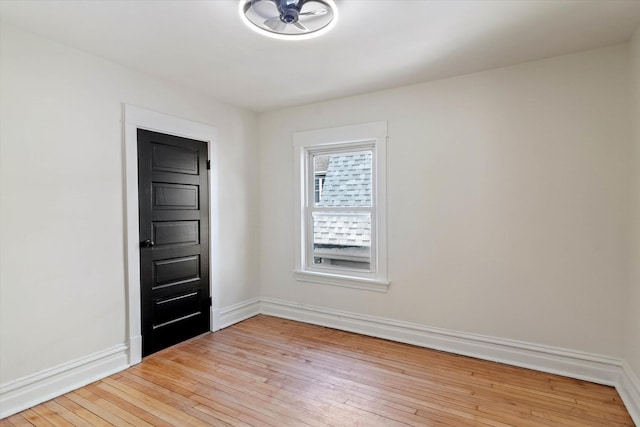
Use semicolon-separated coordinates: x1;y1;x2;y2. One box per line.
192;401;263;427
3;315;634;426
39;400;93;427
1;414;34;427
98;378;213;427
64;390;145;427
18;410;54;427
54;395;128;427
83;383;174;427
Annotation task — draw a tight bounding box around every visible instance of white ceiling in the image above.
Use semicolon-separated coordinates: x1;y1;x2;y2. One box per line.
2;0;640;112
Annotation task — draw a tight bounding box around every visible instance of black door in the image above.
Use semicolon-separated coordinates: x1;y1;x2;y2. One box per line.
137;129;210;357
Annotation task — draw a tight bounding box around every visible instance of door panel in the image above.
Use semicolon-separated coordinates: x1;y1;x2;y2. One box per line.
152;144;199;174
138;129;210;357
153;255;201;288
152;183;199;210
152;221;200;247
153;290;202;327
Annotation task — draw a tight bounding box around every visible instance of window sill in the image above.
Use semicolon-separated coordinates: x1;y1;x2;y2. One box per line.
293;270;390;293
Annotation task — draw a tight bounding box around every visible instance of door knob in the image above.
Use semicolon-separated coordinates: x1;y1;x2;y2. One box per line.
141;239;155;248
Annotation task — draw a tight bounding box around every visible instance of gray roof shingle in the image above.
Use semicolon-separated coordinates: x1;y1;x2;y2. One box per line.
317;152;371;207
313;213;371;247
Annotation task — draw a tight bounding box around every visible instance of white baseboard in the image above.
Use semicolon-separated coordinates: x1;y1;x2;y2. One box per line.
0;344;128;419
219;297;260;329
260;298;623;385
618;362;640;424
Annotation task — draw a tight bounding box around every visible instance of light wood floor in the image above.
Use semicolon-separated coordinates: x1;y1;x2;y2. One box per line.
2;315;634;426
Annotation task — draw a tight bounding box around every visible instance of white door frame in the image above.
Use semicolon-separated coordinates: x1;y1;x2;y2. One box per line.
122;104;220;365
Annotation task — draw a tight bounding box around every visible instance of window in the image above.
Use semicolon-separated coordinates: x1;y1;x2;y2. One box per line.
293;121;389;292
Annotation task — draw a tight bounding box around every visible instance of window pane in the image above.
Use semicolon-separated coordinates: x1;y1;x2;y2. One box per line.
313;151;372;207
312;212;371;270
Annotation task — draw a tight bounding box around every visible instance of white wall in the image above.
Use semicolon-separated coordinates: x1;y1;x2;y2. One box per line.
0;24;260;383
258;45;633;357
627;27;640;378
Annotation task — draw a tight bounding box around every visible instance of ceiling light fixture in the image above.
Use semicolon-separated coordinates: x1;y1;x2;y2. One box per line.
239;0;338;41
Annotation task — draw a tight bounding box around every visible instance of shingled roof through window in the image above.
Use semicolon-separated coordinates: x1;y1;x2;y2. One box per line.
313;213;371;247
317;152;371;207
314;152;372;251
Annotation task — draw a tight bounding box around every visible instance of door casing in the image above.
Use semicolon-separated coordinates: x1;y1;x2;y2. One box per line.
123;104;219;365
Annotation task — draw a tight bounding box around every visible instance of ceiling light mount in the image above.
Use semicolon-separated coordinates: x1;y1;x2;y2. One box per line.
240;0;338;40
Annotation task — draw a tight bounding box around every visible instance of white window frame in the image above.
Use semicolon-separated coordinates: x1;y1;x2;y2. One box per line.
293;121;389;292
